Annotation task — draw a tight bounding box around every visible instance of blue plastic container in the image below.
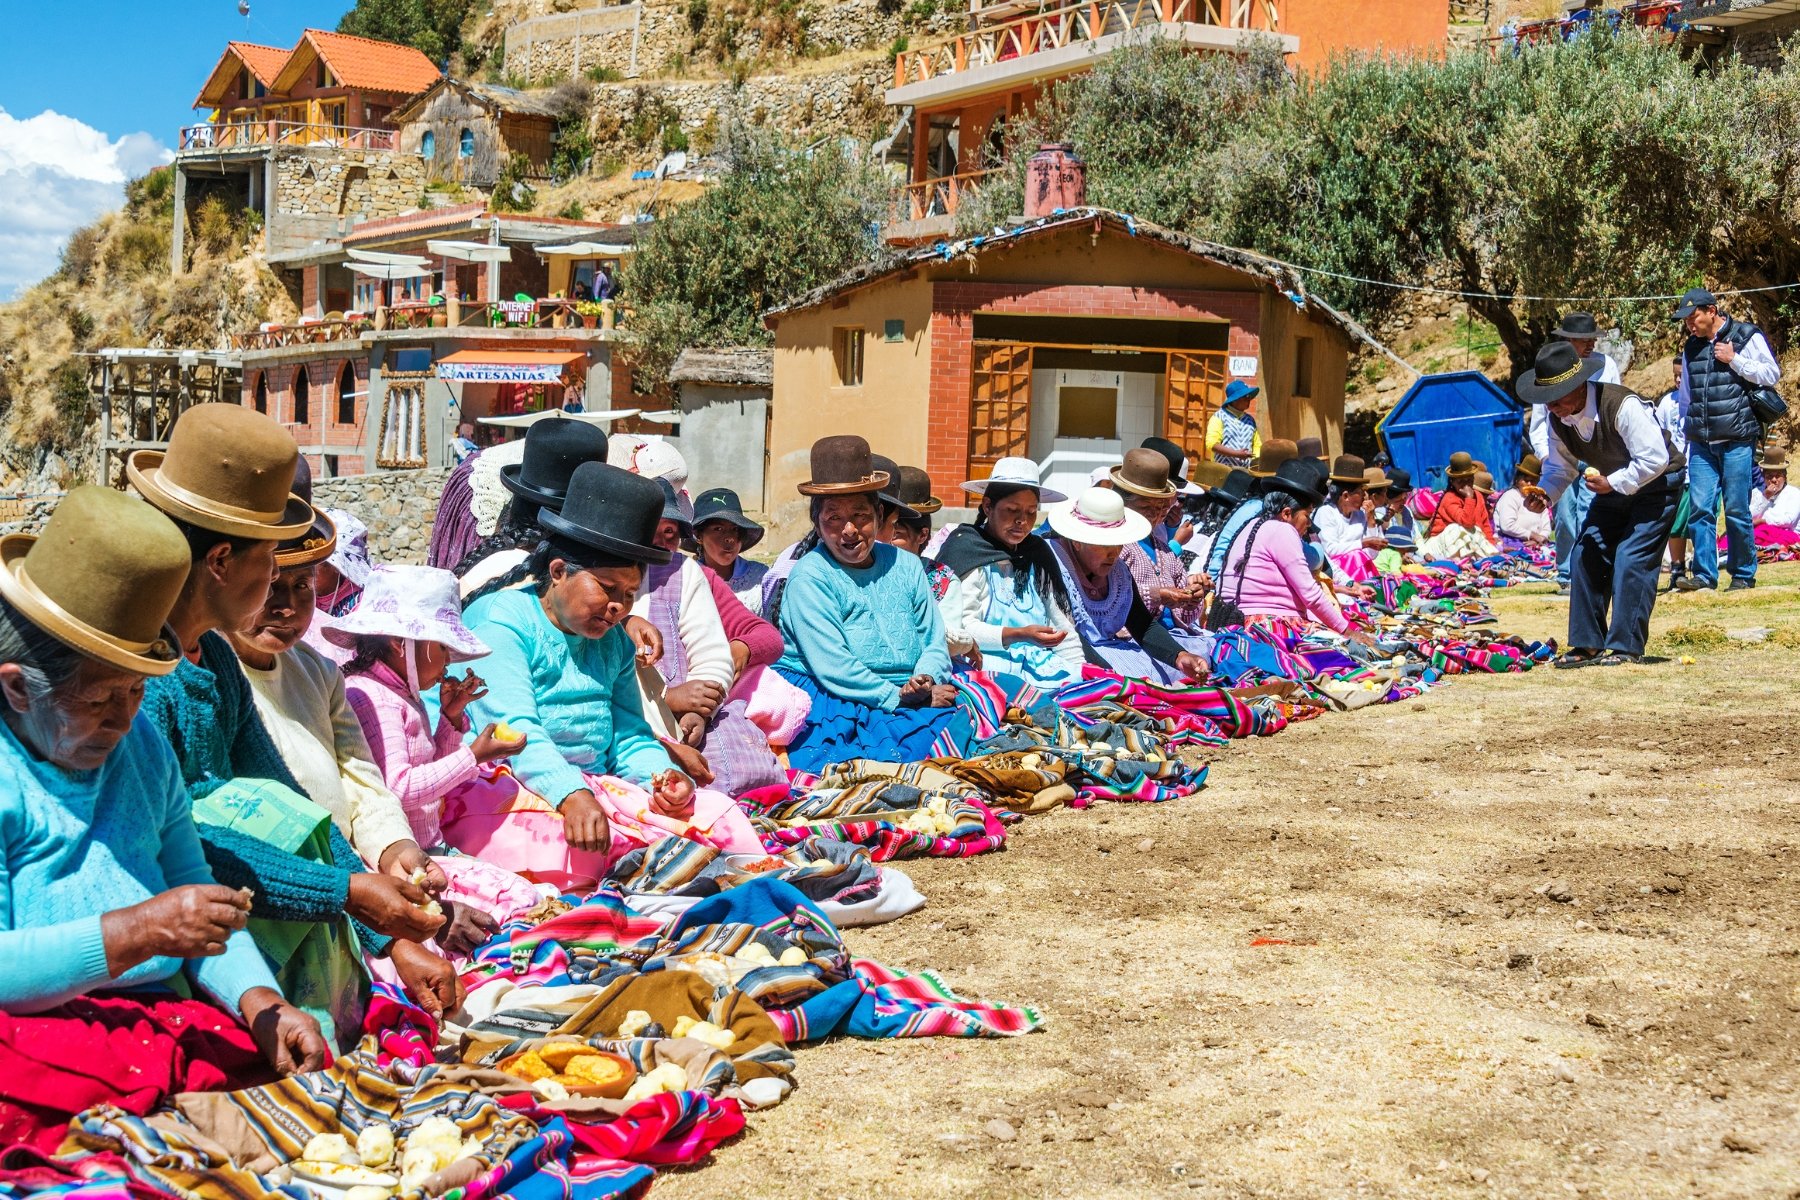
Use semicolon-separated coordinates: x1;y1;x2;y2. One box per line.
1377;371;1525;491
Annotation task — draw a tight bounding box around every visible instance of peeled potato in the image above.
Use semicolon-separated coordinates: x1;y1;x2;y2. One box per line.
617;1010;653;1039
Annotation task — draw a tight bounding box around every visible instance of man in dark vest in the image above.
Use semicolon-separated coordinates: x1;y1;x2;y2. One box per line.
1516;341;1685;667
1671;287;1780;592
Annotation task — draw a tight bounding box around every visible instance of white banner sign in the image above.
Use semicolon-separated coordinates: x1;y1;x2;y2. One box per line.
436;361;568;383
1229;356;1259;378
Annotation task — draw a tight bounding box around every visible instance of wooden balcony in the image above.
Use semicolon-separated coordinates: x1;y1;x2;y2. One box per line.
230;298;619;351
178;121;399;154
891;0;1284;105
891;168;995;223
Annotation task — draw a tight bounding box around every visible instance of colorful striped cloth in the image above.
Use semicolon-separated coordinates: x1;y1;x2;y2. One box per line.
769;960;1045;1043
742;762;1009;861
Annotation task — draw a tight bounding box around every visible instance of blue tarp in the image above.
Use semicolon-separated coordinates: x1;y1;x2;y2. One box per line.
1378;371;1525;491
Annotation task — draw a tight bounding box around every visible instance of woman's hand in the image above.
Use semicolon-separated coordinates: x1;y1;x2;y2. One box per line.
650;769;696;818
346;873;445;943
239;987;327;1075
1175;651;1208;680
665;679;725;718
378;841;447;896
676;711;708;747
388;940;463;1021
659;736;716;786
1004;624;1067;647
470;722;527;763
730;639;752;682
1188;572;1214;598
559;789;612;854
958;644;984;669
624;616;663;666
435;901;499;957
897;675;935;707
438;672;487;725
101;884;252;975
1362;535;1388;550
928;683;960;708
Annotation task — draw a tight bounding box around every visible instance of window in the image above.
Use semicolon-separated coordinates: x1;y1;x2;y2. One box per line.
317;61;330;88
833;327;865;387
323;455;340;478
237;67;250;99
1294;336;1315;399
459;128;475;158
293;367;310;426
421;130;436;158
1057;387;1118;440
337;362;358;424
252;372;267;414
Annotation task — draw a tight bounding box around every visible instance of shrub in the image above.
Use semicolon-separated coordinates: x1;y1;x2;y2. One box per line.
105;223;170;280
193;194;240;257
57;223;104;286
586;65;625;83
490;154;537;212
558;200;586;220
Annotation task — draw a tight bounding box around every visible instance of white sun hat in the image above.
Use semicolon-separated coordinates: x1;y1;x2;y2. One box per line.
959;455;1069;504
1048;486;1153;547
322;564;490;663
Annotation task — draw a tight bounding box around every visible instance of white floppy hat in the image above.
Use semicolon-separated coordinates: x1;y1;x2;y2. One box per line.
960;456;1069;504
1048;486;1152;547
322;564;490;662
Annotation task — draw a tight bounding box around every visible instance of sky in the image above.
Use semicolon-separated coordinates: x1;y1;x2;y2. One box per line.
0;0;356;298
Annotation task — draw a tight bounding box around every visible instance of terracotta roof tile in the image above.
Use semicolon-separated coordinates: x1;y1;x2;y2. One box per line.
284;29;441;96
232;42;291;85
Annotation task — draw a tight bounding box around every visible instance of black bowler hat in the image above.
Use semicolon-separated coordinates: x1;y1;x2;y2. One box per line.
538;461;671;564
870;453;920;520
1196;468;1254;510
1515;341;1602;406
1141;436;1191;487
895;466;942;515
501;419;611;510
691;487;765;551
1385;467;1413;493
1553;311;1602;340
1261;457;1327;507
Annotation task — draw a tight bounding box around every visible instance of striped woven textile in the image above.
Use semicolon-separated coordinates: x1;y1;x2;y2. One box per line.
769;959;1044;1043
742;761;1009;861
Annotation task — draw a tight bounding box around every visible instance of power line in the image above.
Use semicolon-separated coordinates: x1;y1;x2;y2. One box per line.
1274;262;1800;306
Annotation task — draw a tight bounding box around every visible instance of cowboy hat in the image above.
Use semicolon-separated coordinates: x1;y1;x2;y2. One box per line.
961;455;1068;503
1110;448;1178;500
1474;470;1496;494
1249;439;1300;479
1553;311;1602;340
799;435;890;497
1514;453;1544;483
895;466;943;515
1329;455;1368;486
1261;458;1327;507
1445;451;1478;480
0;487;188;676
322;565;490;662
1189;460;1233;491
274;456;337;570
502;418;611;510
691;487;765;551
1515;341;1602;406
871;453;921;521
127;404;313;539
1048;486;1152;548
538;461;671;564
1385;467;1413;494
1296;436;1326;461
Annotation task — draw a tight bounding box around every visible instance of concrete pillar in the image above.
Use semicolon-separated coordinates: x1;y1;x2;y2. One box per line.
170;165;188;274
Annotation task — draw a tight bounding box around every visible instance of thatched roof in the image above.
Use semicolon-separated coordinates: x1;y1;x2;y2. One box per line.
762;208;1374;348
669;347;774;388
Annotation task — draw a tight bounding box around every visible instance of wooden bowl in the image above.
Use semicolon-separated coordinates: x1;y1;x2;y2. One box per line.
497;1047;637;1100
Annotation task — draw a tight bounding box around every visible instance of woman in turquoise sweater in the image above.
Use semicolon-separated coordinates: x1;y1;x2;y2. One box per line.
771;437;969;772
0;487;324;1152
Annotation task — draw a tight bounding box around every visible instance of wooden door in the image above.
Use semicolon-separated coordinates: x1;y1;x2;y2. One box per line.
1162;350;1228;467
967;341;1033;479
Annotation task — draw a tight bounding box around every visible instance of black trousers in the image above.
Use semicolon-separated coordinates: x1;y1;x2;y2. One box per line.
1569;485;1680;657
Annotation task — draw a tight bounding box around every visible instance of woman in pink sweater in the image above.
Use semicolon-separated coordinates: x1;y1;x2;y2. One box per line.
1217;461;1370;639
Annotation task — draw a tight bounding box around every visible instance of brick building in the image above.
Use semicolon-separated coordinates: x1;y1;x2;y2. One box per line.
760;209;1367;535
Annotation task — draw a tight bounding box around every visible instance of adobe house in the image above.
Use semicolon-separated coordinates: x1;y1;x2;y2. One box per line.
761;209;1369;532
663;348;775;506
390;79;562;189
884;0;1448;238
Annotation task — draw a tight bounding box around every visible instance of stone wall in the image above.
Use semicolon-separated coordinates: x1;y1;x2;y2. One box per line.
586;62;894;152
311;467;450;565
1726;14;1800;71
273;147;430;223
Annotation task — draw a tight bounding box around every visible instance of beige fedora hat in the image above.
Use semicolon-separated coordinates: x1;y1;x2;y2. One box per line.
0;487;189;675
128;404;313;539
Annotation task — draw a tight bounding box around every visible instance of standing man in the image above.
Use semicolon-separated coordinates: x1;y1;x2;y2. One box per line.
1516;342;1683;668
1529;312;1620;597
1205;381;1262;467
1671;287;1780;592
1653;355;1692;590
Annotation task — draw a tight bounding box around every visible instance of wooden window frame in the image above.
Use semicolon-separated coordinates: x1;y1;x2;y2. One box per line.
1294;335;1315;400
833;326;866;388
293;366;311;427
336;362;358;425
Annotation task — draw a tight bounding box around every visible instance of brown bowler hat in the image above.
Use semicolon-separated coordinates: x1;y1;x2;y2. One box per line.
1250;439;1300;479
274;456;337;569
896;466;942;515
1762;446;1788;473
0;487;189;675
1446;451;1478;480
1189;459;1233;490
1515;453;1543;483
1328;454;1367;486
1110;448;1178;500
128;404;313;539
1296;436;1326;461
798;435;891;497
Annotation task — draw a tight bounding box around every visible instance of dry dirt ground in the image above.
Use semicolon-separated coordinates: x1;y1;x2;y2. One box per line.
658;564;1800;1200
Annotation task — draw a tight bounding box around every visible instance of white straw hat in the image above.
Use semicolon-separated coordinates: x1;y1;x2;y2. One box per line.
960;456;1068;504
1048;486;1152;547
321;565;490;662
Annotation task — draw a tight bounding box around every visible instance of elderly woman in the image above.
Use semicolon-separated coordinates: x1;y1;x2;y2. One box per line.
1747;447;1800;547
939;456;1086;688
0;487;324;1152
459;462;764;893
1424;452;1497;559
134;406;443;1050
1217;461;1372;641
1311;456;1386;581
773;437;967;772
1113;449;1210;649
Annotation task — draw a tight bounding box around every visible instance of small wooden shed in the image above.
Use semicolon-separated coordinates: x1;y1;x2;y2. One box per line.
666;347;774;506
392;79;561;188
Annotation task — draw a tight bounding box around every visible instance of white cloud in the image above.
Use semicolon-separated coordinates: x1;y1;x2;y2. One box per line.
0;108;173;299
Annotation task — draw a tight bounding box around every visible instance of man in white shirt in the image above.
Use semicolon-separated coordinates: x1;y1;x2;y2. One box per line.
1530;312;1621;595
1516;341;1683;668
1751;447;1800;530
1652;356;1692;590
1671;288;1782;592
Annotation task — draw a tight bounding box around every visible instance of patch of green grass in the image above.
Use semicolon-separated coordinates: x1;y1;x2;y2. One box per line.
1655;623;1730;652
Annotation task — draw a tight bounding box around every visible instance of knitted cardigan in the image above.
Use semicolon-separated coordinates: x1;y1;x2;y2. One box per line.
139;631;389;955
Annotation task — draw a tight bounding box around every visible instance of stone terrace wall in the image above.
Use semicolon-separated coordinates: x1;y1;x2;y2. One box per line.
274;147;430;223
1728;13;1800;71
312;468;450;566
585;63;893;151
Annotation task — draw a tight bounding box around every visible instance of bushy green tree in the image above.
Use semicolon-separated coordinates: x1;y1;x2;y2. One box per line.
338;0;476;64
621;120;891;388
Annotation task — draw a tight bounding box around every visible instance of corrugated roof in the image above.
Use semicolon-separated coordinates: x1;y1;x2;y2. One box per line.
274;29;441;96
669;347;774;388
389;78;564;127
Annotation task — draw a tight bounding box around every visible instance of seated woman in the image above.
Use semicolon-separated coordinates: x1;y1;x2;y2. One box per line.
134;407;444;1051
773;437;966;772
459;418;611;599
692;488;770;614
939;456;1086;688
1217;461;1374;643
1111;450;1211;653
458;462;764;892
1747;446;1800;548
1310;456;1387;582
883;465;979;667
1183;466;1253;575
1045;487;1208;683
1423;452;1497;559
1377;467;1419;537
0;488;324;1152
